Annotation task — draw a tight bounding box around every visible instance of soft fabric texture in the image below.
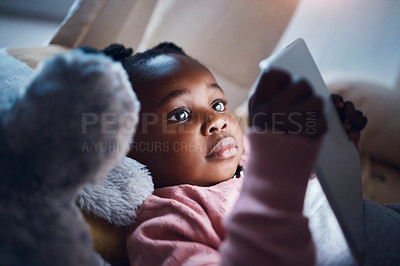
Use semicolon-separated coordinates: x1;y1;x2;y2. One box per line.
78;156;153;227
363;199;400;265
128;178;241;265
127;130;321;265
0;49;139;265
304;178;356;265
306;197;400;265
77;156;154;264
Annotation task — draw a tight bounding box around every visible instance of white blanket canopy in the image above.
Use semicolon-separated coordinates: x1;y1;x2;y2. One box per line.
50;0;299;109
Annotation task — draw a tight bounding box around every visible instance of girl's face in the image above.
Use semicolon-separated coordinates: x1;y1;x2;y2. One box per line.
128;54;243;188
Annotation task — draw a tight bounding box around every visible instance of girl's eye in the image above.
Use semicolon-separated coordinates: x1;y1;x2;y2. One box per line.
212;101;226;112
168;109;190;122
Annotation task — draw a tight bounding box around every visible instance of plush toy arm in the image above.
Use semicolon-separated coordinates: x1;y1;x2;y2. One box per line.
78;156;154;226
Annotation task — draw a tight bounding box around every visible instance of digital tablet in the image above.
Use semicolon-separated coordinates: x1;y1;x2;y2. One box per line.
251;38;364;263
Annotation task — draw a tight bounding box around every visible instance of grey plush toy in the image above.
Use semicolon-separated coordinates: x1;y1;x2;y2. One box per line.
0;49;151;265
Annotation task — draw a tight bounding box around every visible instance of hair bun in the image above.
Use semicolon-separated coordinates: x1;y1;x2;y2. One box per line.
102;43;133;61
152;42;185;55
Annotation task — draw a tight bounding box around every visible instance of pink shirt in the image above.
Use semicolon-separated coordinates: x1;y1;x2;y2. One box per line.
127;131;321;265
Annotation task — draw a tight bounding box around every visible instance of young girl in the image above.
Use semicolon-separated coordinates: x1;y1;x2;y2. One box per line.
101;43;398;265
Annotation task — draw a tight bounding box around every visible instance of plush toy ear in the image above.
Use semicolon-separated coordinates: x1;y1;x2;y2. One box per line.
4;50;140;189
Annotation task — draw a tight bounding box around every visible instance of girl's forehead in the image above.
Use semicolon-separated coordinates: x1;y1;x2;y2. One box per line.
146;54;180;76
144;54;207;78
138;55;221;109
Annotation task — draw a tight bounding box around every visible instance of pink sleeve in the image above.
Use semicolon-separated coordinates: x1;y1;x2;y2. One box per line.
220;130;321;266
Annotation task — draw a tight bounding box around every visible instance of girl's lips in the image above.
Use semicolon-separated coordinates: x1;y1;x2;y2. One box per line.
206;137;238;160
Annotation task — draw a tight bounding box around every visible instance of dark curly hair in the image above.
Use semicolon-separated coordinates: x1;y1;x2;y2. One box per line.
101;42;188;90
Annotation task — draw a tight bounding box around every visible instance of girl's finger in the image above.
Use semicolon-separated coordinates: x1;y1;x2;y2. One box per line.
352;111;364;131
357;116;368;131
343;101;356;130
331;94;344;108
343;101;355;116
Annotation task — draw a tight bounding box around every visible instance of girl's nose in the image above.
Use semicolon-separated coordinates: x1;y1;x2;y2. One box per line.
202;112;227;136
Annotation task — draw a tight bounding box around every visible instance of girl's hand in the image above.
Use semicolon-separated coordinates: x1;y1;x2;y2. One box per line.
331;94;368;149
248;69;327;139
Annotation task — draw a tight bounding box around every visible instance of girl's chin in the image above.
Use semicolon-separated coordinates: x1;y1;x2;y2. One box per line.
214;167;240;183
